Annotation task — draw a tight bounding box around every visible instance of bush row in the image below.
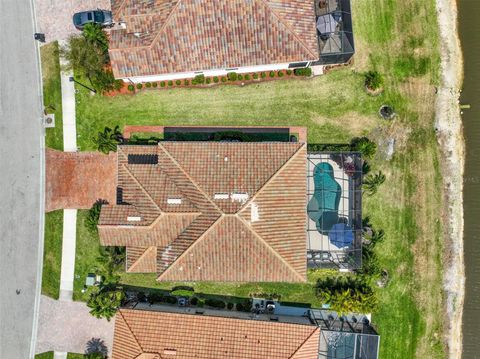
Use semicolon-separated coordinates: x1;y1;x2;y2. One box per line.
127;67;312;92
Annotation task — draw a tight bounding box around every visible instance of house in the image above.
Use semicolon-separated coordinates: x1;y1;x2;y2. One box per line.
98;141;307;282
108;0;354;83
111;304;380;358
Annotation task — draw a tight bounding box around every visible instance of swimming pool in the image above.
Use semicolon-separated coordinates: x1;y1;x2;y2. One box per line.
307;162;342;234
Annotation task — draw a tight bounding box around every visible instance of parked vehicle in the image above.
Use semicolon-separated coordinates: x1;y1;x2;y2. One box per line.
73;10;113;30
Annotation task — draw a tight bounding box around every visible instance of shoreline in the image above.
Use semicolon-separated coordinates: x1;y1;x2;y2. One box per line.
434;0;465;358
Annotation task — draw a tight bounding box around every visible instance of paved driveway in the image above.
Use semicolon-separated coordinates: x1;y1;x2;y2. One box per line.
35;0;111;42
46;149;117;212
36;295;115;355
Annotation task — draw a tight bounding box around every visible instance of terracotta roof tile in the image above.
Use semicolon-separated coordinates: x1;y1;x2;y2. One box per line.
112;309;320;359
99;142;307;282
109;0;319;78
127;246;157;273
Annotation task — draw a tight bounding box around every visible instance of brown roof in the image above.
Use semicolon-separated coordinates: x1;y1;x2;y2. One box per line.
99;142;307;281
109;0;319;78
112;309;320;359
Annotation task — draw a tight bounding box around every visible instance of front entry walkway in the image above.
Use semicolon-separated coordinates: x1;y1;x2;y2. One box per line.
36;295;114;355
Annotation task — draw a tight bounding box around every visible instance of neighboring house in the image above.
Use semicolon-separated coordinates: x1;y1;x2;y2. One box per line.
111;305;380;359
98;142;307;282
108;0;354;83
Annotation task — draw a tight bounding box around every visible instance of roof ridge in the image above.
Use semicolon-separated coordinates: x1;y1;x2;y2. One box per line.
289;327;320;358
157;143;223;213
97;211;201;229
127;246;157;272
116;310;145;354
114;0;128;18
235;214;305;282
156;214;224;280
149;0;183;49
258;0;318;59
237;143;305;214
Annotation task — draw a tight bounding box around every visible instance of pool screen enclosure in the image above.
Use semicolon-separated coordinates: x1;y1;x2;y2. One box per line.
306;152;362;269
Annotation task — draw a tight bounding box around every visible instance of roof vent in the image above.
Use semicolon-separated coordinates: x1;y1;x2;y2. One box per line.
163;349;177;356
224;156;229;162
127;216;142;222
250;202;259;222
167;198;182;205
231;192;249;203
214;193;229;200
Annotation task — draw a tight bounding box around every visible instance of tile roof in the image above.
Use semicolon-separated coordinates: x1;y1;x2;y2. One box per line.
112;309;320;359
98;142;307;281
109;0;319;78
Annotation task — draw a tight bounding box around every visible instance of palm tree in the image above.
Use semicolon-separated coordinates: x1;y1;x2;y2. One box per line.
363;171;386;195
87;289;125;321
93;126;123;154
82;23;109;52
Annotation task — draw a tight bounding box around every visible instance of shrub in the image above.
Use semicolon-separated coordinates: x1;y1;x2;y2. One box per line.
145;82;151;88
227;302;234;310
190;297;199;305
168;80;173;86
152;82;158;88
261;72;267;78
93;126;123;154
127;84;135;92
213;76;219;83
176;79;181;86
278;71;284;77
238;74;243;81
87;289;125;321
286;69;293;75
192;74;205;85
221;76;227;83
294;67;312;76
316;276;377;315
86;200;105;234
205;298;226;309
206;77;211;84
160;81;166;87
253;73;259;80
244;74;250;81
364;71;384;91
136;83;143;89
350;137;377;159
227;72;238;81
269;71;275;78
236;303;244;311
184;79;189;86
363;171;386;195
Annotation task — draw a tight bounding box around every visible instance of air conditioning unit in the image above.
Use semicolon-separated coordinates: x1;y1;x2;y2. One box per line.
44;114;55;128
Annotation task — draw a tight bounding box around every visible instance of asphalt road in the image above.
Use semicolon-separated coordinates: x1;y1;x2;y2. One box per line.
0;0;45;358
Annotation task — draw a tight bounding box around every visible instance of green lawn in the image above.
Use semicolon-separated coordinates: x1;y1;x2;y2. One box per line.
36;352;53;359
40;41;63;150
67;353;85;359
68;0;445;358
41;210;63;299
73;210;102;301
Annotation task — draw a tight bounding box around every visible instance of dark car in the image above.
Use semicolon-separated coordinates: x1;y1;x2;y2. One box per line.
73;10;113;30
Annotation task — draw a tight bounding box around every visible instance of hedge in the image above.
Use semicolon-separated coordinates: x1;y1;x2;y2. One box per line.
205;298;226;309
294;67;312;76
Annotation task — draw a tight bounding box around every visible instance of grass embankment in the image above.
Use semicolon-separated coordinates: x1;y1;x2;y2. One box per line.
35;352;53;359
69;0;444;358
40;41;63;150
41;210;63;299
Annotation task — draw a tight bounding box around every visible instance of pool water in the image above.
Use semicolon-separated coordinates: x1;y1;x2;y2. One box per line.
307;162;342;234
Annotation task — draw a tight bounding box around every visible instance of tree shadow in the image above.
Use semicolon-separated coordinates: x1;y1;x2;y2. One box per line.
85;337;108;357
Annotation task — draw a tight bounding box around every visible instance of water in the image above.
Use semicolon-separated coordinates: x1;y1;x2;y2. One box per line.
458;1;480;357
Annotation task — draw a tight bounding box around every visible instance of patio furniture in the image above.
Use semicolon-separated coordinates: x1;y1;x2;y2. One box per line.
316;14;338;35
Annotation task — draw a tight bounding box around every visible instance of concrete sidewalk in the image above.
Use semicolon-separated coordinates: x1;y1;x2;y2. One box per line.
59;41;77;153
59;209;77;301
58;44;78;302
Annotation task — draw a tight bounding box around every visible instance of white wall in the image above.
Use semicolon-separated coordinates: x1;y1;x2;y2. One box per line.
121;62;311;83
